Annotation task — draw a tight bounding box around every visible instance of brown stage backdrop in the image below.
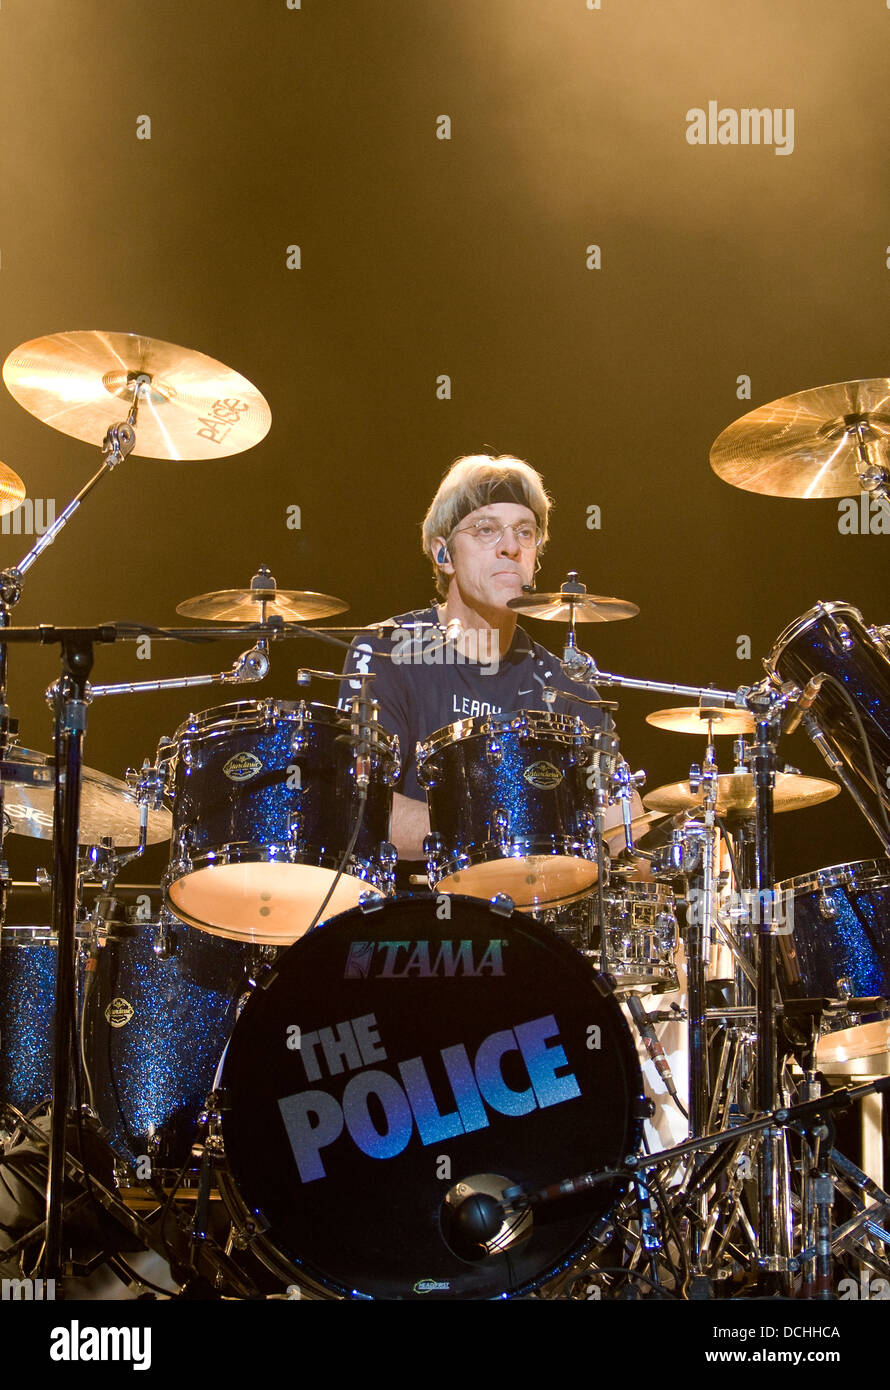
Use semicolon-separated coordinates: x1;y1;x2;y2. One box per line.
0;0;887;888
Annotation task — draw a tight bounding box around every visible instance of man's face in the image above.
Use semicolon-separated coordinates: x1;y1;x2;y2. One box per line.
442;502;539;614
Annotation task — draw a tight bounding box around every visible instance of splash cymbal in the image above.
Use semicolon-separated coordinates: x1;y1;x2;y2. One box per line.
710;378;890;498
2;330;271;460
509;571;639;623
643;771;840;817
645;706;755;736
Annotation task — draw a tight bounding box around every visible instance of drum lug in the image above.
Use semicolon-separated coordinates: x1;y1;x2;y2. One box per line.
423;831;442;885
358;891;385;914
509;714;530;741
287;800;305;857
377;841;398;893
818;889;838;921
575;809;597;856
416;743;436;789
490;806;510;844
152;921;176;960
485;735;503;763
825;611;855;651
488;892;515;917
169;827;193;875
868;623;890;653
290;729;307;753
836;975;854;1000
181;736;195;769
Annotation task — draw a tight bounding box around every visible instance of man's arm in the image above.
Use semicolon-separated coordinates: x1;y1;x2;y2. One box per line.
391;790;430;861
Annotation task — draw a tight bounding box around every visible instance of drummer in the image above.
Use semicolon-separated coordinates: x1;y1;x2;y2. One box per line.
338;453;640;861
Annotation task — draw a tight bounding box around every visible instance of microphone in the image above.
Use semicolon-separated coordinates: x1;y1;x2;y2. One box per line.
626;994;682;1105
783;673;825;737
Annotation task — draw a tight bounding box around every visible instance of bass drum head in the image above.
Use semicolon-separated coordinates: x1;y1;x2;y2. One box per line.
220;894;644;1300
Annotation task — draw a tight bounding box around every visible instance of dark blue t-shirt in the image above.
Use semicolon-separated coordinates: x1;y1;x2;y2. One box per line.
337;607;603;801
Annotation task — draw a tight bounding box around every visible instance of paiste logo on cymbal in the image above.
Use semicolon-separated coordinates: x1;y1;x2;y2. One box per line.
523;761;562;790
223;752;263;782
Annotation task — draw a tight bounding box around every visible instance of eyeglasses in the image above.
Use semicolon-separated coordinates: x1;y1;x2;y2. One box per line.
450;519;543;549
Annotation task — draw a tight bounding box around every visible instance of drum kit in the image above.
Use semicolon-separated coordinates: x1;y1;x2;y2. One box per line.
0;336;889;1302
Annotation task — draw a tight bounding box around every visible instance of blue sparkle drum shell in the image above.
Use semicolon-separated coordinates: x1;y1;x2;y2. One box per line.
0;886;89;1117
82;905;253;1176
218;893;645;1301
766;602;890;833
777;859;890;1070
417;711;615;910
160;700;400;945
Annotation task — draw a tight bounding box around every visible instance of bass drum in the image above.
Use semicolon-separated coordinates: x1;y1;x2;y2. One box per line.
219;894;645;1300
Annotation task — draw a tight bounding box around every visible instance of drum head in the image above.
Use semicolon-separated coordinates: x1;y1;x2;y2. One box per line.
220;894;644;1300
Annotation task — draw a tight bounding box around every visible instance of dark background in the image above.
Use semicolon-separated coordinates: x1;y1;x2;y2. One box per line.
0;0;887;891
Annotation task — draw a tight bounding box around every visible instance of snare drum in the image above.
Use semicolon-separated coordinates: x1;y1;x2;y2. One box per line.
536;884;680;994
777;859;890;1070
767;602;890;831
217;894;644;1300
417;710;617;910
160;700;400;944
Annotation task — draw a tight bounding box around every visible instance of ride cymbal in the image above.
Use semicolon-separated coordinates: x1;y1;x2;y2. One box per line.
710;378;890;498
2;330;271;460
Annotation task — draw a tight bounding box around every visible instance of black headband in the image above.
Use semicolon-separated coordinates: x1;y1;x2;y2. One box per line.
454;477;540;526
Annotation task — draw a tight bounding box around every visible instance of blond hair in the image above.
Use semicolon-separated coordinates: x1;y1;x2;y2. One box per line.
421;454;551;597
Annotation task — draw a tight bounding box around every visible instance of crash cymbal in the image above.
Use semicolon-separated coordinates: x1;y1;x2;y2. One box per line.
710;379;890;498
0;461;26;517
2;331;271;460
646;706;755;736
643;771;840;817
176;587;348;622
0;746;172;845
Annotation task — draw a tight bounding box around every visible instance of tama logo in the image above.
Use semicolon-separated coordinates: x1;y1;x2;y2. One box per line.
345;939;507;980
686;101;795;156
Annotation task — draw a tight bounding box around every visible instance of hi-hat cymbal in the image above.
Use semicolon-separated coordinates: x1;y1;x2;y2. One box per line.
0;461;26;517
643;771;840;817
0;746;172;845
646;706;755;736
710;379;890;498
2;331;271;460
177;587;348;622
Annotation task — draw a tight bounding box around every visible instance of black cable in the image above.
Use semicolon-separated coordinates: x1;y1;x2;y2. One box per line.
304;789;368;936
